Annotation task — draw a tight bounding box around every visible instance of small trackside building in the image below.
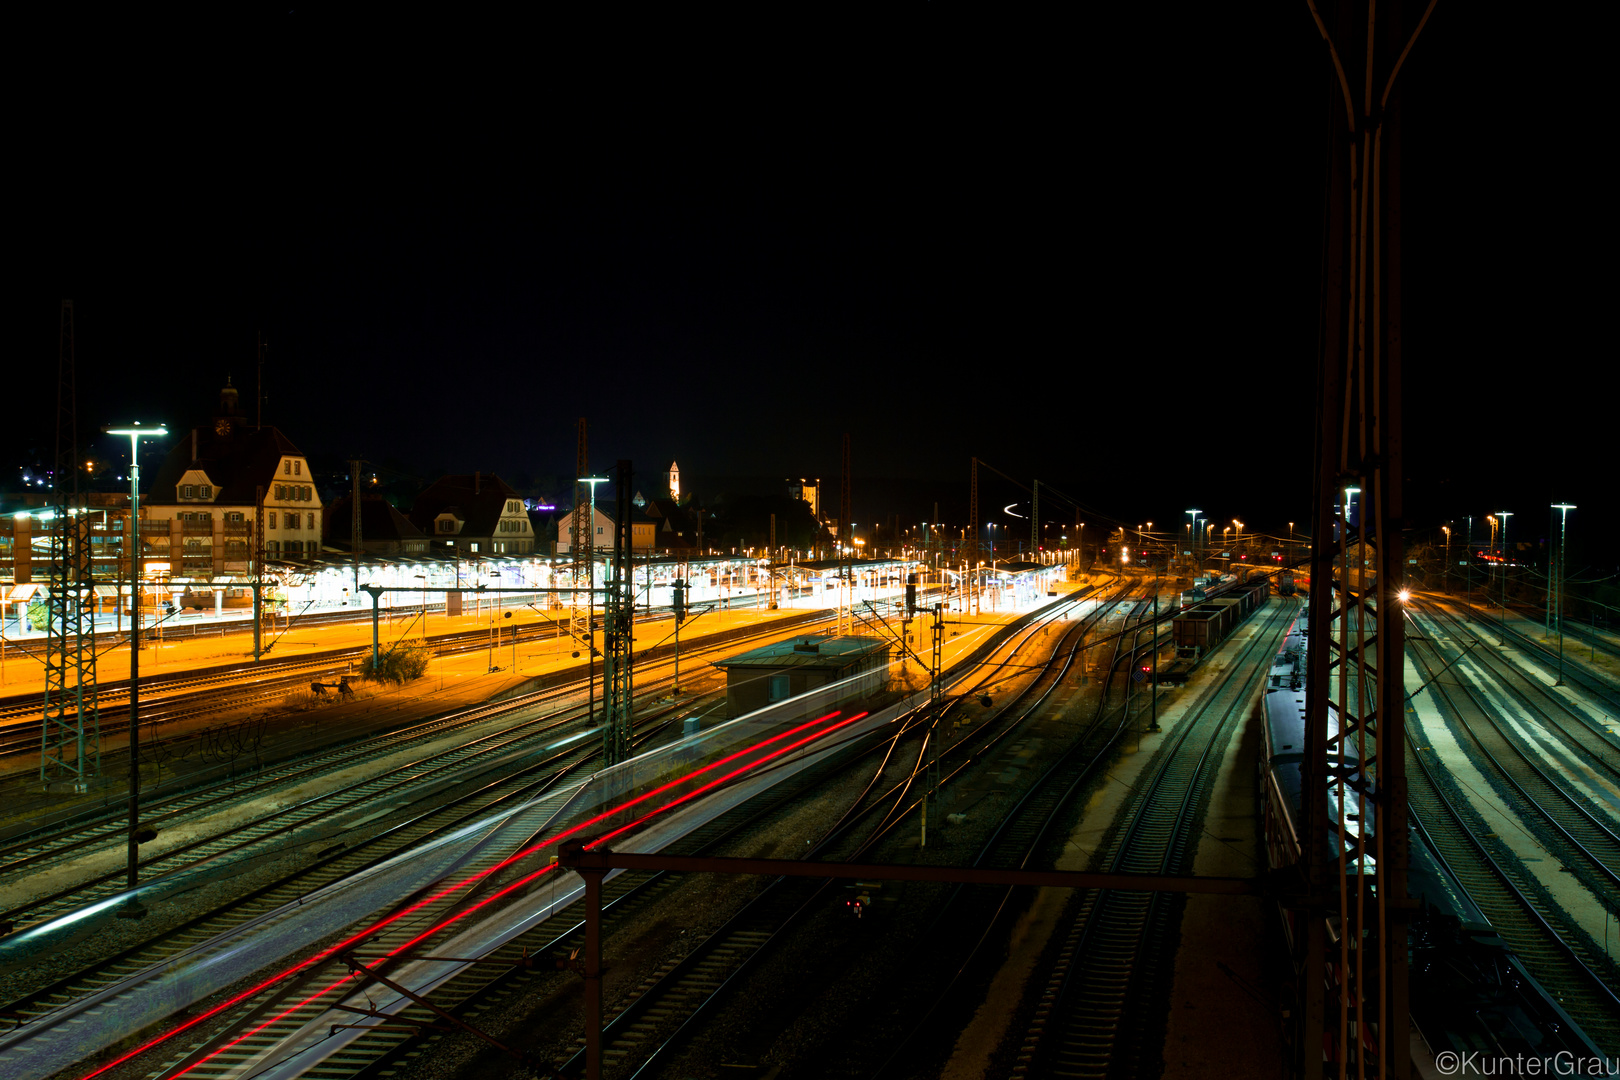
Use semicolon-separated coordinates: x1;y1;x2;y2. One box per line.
715;635;891;719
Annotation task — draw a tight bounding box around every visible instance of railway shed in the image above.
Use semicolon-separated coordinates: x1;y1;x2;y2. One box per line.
714;634;890;718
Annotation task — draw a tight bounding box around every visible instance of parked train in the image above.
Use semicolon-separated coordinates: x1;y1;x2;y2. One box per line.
1260;603;1600;1068
1158;576;1271;685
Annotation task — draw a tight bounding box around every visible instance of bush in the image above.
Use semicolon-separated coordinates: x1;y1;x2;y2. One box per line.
368;643;431;684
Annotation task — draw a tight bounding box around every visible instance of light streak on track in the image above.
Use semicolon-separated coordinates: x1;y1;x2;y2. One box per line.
79;709;863;1080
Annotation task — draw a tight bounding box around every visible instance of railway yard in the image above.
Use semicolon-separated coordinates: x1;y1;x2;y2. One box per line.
0;570;1617;1080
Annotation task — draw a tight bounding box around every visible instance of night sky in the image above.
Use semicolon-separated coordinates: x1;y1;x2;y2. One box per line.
11;8;1607;560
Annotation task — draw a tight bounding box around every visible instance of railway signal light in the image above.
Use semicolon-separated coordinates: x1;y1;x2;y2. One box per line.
672;578;687;624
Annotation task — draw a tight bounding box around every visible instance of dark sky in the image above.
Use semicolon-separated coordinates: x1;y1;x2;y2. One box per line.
10;8;1607;559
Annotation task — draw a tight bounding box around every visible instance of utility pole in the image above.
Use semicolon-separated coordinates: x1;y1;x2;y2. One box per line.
1552;504;1575;685
601;460;634;765
105;421;167;909
572;419;590;663
253;485;266;661
966;458;980;615
1296;2;1423;1075
42;299;101;789
921;601;945;848
840;434;852;636
1031;479;1040;558
350;459;363;597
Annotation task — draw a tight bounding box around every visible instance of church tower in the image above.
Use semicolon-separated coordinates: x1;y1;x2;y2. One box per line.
668;461;680;500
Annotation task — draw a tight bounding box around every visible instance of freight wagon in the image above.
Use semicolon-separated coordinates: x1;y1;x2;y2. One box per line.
1160;577;1270;684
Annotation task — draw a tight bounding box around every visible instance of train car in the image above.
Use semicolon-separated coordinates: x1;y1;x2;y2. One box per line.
1167;577;1273;675
1260;603;1602;1068
1277;569;1296;597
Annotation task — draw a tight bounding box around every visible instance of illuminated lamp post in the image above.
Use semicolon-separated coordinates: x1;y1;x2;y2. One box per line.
1185;510;1200;574
1464;516;1473;605
1497;511;1513;625
104;421;167;911
1441;525;1451;595
1552;504;1575;685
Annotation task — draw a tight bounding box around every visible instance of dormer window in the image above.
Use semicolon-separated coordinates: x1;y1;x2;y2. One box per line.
182;484;195;498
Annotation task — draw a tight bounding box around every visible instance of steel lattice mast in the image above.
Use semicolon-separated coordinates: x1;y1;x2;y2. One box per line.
965;457;979;614
572;418;591;654
601;460;634;765
1297;2;1429;1076
41;299;101;788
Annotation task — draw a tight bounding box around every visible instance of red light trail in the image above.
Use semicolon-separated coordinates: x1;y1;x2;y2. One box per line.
78;708;866;1080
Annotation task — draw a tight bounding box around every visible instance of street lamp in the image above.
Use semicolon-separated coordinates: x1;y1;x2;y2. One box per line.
1442;525;1451;595
1552;504;1575;685
103;421;168;907
487;570;502;672
1185;510;1200;573
1497;511;1513;622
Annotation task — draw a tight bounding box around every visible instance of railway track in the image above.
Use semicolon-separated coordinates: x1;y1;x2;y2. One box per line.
104;582;1127;1080
1417;600;1620;770
1405;734;1620;1051
0;587;960;1078
0;592;810;759
547;588;1124;1080
1406;602;1620;921
0;684;706;1079
1443;595;1620;710
1007;597;1296;1078
0;605;850;912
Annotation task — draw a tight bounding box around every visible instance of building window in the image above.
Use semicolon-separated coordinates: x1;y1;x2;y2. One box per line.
294;461;301;475
182;484;195;498
284;461;291;475
306;513;314;530
768;675;791;702
200;485;212;499
268;512;277;529
227;512;243;523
